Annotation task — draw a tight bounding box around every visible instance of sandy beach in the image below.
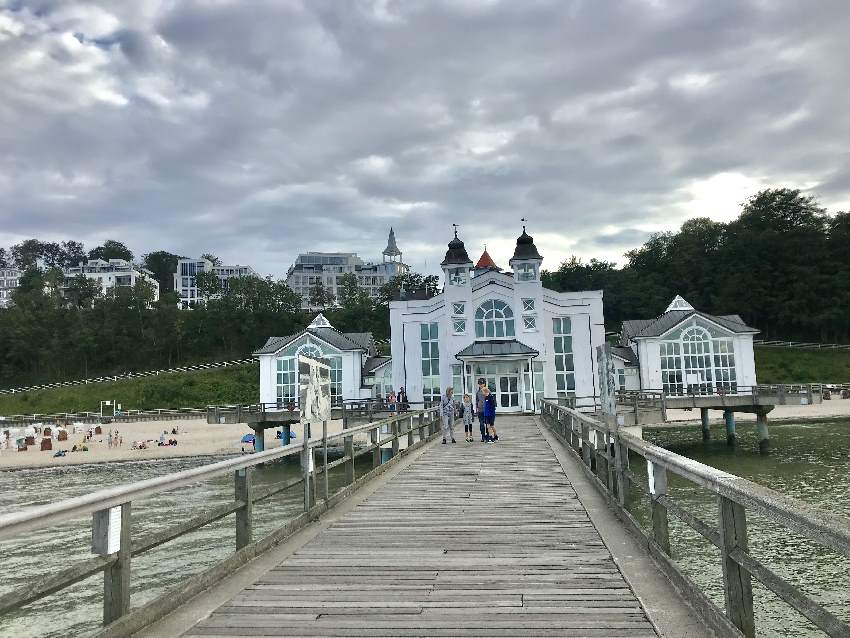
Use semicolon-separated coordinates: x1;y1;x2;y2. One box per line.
0;417;349;470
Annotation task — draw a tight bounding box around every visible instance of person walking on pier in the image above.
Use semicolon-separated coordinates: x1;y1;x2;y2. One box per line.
475;379;488;442
482;386;498;442
440;387;457;444
461;393;475;442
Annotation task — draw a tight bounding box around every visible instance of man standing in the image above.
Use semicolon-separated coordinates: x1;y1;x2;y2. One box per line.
475;378;488;442
440;387;457;444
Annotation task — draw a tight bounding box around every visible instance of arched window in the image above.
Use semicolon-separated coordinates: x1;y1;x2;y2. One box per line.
474;300;515;339
681;327;712;394
297;343;323;359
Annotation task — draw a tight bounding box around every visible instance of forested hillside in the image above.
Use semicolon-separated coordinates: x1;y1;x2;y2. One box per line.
1;188;846;387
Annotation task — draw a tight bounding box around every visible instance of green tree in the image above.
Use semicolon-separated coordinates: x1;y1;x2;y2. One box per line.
308;281;335;309
88;240;134;262
0;248;8;268
64;274;102;308
143;251;183;293
201;253;222;266
195;271;223;300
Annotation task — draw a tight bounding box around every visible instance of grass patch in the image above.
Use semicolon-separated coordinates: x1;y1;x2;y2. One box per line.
755;346;850;384
0;364;259;415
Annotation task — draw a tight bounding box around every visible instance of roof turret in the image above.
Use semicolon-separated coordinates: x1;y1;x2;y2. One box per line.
441;227;472;266
382;227;401;257
510;224;543;261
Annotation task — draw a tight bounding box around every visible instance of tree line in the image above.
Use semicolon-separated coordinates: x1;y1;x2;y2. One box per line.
1;187;846;386
542;188;850;342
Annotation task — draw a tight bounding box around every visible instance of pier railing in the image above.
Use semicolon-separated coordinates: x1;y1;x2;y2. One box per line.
540;399;850;638
0;405;444;637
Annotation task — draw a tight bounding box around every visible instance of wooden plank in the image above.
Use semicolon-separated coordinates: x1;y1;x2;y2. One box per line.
184;416;658;637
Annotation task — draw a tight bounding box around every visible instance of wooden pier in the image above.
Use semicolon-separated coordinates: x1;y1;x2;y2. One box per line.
1;405;850;637
180;418;661;637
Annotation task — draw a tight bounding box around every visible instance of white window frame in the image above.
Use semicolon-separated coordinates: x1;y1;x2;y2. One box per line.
522;315;536;331
452;318;466;334
522;298;535;312
452;302;465;316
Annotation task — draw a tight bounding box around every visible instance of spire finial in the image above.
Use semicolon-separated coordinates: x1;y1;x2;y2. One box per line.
452;223;459;239
520;217;527;233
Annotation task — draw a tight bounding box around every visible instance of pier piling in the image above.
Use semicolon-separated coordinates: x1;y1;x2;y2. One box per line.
700;408;711;441
755;411;770;455
724;410;737;446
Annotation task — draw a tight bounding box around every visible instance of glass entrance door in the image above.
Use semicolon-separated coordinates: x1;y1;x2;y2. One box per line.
472;361;523;412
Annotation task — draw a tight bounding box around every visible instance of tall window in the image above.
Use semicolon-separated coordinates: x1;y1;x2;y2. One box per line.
275;338;343;407
421;322;440;403
660;326;737;396
553;317;574;397
682;327;713;395
660;342;683;395
448;267;468;286
533;361;545;409
713;338;737;392
451;364;464;396
475;300;515;338
516;263;537;282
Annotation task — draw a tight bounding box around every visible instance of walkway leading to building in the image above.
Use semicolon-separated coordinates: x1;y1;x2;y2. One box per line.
184;416;658;637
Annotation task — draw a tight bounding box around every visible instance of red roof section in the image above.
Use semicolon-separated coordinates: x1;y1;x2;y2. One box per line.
475;249;498;270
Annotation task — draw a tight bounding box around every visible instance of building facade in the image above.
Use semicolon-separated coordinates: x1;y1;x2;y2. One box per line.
0;268;21;309
285;228;409;310
254;314;378;407
389;228;606;413
620;296;758;395
174;258;257;308
63;259;160;301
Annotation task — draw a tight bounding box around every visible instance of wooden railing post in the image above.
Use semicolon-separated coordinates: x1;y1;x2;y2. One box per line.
371;426;381;467
321;419;329;502
418;412;426;441
581;424;592;467
301;441;313;512
234;469;252;549
344;435;355;485
391;419;400;457
407;415;415;447
615;439;630;506
99;502;131;625
647;461;670;555
719;496;755;637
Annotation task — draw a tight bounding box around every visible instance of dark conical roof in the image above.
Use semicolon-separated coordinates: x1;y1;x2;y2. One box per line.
441;229;472;266
383;227;401;257
511;227;543;261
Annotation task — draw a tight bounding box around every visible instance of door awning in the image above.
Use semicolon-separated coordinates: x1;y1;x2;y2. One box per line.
455;339;539;359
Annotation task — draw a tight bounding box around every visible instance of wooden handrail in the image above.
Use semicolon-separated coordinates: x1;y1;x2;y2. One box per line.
0;405;444;633
539;399;850;638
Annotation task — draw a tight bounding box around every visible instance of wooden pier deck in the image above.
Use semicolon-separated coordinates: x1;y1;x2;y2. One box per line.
183;417;659;637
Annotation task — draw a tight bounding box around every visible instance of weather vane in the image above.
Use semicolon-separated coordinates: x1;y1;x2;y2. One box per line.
452;223;459;238
521;217;527;232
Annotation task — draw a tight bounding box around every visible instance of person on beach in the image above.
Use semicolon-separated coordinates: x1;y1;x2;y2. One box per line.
440;388;457;444
461;394;475;442
475;379;488;442
482;386;498;442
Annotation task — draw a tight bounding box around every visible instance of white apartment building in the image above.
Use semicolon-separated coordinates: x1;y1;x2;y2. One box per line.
286;228;409;310
174;258;257;308
0;268;21;309
63;259;160;301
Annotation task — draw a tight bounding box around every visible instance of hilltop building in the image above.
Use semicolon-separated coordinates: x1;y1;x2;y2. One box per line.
285;228;409;310
389;227;605;412
619;296;759;395
174;258;257;308
253;313;380;406
63;259;160;301
0;267;21;309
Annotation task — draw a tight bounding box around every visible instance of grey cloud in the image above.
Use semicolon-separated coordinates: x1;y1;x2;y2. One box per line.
0;0;848;277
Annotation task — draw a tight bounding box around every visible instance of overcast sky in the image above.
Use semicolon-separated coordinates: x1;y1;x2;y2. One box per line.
1;0;848;277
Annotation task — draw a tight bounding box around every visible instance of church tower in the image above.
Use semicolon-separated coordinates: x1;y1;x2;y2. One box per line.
383;227;402;263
